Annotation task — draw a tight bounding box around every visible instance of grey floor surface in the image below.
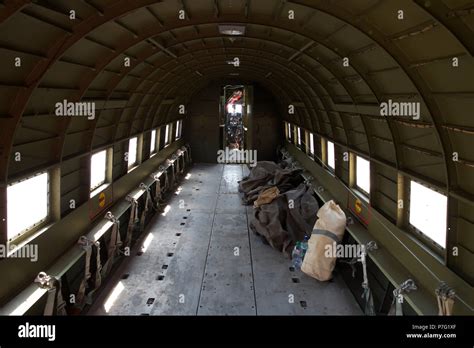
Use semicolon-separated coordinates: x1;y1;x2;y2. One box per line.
90;163;362;315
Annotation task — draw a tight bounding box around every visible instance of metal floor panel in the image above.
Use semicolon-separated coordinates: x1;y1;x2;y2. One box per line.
90;163;362;316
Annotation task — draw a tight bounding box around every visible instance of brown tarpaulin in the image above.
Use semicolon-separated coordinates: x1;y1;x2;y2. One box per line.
238;161;304;205
249;183;319;258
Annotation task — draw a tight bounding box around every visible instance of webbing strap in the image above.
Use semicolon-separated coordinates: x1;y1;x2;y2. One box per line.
360;245;376;316
102;213;121;277
34;272;67;316
185;149;190;165
169;164;176;188
436;282;455;316
183;146;192;165
125;198;139;248
389;279;417;316
311;229;339;243
175;156;181;175
179;155;185;174
155;179;162;203
163;170;169;193
139;185;156;233
90;240;102;299
76;236;93;305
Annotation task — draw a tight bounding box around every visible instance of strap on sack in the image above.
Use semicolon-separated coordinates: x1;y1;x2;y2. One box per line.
34;272;67;316
312;229;340;243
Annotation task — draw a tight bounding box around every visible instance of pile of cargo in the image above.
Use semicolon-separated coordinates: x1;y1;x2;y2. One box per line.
238;161;318;258
239;160;347;282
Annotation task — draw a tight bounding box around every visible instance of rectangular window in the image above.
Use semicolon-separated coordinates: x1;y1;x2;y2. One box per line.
297;127;302;147
150;129;156;154
309;133;314;156
164;124;170;145
286;123;291;141
287;123;292;142
175;120;182;140
327;140;335;170
128;137;138;168
409;181;447;248
90;150;107;191
7;172;48;240
356;156;370;195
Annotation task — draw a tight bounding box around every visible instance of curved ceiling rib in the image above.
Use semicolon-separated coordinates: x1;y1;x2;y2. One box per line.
0;0;472;204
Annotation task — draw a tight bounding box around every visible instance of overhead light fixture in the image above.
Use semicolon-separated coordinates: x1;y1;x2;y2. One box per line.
219;24;246;36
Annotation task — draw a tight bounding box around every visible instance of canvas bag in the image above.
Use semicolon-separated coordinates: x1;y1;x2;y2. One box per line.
301;200;346;281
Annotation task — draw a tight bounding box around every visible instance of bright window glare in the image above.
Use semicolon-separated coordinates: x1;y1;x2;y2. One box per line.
409;181;447;248
327;141;335;169
165;125;170;144
287;123;291;140
7;173;48;239
128;137;137;168
309;133;314;154
356;156;370;194
175;120;181;139
90;150;106;190
297;127;302;145
150;130;156;153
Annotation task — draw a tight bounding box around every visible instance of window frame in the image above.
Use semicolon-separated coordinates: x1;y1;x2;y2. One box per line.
150;129;157;155
296;127;302;148
7;171;50;243
90;149;108;192
407;180;447;252
308;132;315;158
164;124;171;146
355;155;371;197
127;136;138;169
326;140;335;171
175;120;182;140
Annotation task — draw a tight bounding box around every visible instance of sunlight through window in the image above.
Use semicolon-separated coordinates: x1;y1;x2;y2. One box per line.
356;156;370;195
90;150;106;191
104;281;125;313
309;133;314;155
141;233;154;253
128;137;137;168
175;120;181;139
165;124;170;145
7;172;48;239
409;181;447;248
327;141;335;170
150;129;156;154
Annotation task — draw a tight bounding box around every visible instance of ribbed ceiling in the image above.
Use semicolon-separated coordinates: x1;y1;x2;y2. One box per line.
0;0;473;203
